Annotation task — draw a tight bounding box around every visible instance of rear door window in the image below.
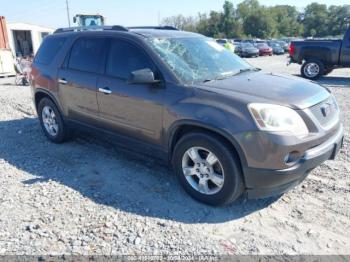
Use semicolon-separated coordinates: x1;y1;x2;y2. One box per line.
68;37;106;73
106;39;153;79
35;36;66;65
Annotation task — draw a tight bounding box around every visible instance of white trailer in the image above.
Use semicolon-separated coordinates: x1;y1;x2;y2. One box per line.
0;49;15;77
6;22;54;57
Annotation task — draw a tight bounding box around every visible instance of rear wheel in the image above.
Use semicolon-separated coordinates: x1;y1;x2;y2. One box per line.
172;132;244;206
301;60;324;80
38;98;69;143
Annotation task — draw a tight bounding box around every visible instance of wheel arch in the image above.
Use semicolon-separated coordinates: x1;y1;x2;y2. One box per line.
34;89;64;116
167;120;248;174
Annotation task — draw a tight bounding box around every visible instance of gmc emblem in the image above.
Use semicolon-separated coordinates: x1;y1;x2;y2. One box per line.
321;103;331;117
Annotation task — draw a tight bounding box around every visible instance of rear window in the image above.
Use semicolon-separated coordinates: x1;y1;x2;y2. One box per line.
35;37;66;65
68;37;106;73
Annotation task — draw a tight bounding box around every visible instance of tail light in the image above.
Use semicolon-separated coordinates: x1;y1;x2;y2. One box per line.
289;43;295;56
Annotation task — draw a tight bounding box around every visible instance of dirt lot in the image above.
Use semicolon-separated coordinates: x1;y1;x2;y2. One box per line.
0;55;349;256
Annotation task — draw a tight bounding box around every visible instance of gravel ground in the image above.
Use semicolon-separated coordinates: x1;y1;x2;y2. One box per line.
0;54;349;256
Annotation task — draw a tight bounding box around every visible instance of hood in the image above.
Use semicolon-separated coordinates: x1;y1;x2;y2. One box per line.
259;46;271;50
197;71;330;109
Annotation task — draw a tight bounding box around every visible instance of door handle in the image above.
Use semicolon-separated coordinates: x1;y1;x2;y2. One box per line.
58;78;67;85
98;87;112;94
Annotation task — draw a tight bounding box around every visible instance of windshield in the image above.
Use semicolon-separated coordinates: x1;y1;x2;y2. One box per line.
147;37;252;84
82;17;103;27
242;43;254;48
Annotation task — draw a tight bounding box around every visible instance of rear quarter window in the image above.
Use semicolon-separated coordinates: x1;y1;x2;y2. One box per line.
34;36;67;65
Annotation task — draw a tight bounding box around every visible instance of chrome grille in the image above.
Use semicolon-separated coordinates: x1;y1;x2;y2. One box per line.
309;96;339;128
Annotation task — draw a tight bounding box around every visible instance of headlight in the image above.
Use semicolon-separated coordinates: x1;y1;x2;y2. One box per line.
248;103;309;137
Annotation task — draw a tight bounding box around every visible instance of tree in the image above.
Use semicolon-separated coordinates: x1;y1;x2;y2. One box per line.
327;5;350;36
221;1;244;38
243;9;277;38
161;1;347;39
237;0;277;38
310;29;317;37
237;0;260;19
302;3;329;37
271;5;303;37
161;15;197;32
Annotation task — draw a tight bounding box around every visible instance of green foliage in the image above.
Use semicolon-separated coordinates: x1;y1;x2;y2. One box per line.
161;1;350;39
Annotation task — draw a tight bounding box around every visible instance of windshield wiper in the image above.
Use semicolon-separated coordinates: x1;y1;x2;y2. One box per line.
203;68;261;83
235;67;261;75
203;76;226;83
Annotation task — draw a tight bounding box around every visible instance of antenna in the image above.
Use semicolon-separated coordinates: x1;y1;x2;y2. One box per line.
65;0;71;27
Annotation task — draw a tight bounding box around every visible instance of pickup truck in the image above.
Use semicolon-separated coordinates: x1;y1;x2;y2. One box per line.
289;27;350;80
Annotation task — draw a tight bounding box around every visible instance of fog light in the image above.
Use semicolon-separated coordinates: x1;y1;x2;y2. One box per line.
284;151;301;165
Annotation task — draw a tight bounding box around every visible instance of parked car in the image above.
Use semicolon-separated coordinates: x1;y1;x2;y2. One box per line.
269;42;285;55
276;40;290;52
241;39;254;44
256;43;273;56
216;39;228;45
31;26;343;206
235;43;259;57
254;40;267;45
216;39;235;53
289;27;350;80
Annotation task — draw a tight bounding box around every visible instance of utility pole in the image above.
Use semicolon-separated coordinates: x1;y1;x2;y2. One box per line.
66;0;71;27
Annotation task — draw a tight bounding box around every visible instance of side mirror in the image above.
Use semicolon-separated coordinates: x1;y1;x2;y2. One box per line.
73;17;76;23
128;68;161;85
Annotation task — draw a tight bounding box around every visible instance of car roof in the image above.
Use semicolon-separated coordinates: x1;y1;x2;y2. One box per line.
129;28;203;38
51;26;204;39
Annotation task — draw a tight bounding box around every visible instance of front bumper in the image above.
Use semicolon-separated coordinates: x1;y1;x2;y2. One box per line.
242;52;259;57
244;125;344;199
259;50;272;55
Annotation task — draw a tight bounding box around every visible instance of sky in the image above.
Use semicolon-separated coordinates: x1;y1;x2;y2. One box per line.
1;0;349;29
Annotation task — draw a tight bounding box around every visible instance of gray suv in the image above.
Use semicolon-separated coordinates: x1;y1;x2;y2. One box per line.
31;26;344;206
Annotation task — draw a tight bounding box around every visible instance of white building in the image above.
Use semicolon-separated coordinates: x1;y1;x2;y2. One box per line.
7;22;54;57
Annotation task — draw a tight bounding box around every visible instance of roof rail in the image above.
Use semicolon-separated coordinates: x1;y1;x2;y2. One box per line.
128;26;179;31
54;25;129;34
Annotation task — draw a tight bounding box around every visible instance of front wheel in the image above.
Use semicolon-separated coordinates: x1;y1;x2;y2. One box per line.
301;60;324;80
172;133;244;206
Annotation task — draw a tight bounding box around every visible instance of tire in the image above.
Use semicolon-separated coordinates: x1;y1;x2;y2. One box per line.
324;68;334;75
172;132;244;206
38;97;69;143
301;59;324;80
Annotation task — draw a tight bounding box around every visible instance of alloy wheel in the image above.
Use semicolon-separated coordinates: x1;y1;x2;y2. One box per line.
41;105;59;136
181;147;225;195
304;62;320;78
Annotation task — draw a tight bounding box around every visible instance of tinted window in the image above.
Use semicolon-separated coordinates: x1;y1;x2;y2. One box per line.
68;37;106;73
106;40;153;79
216;39;227;44
35;36;66;65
